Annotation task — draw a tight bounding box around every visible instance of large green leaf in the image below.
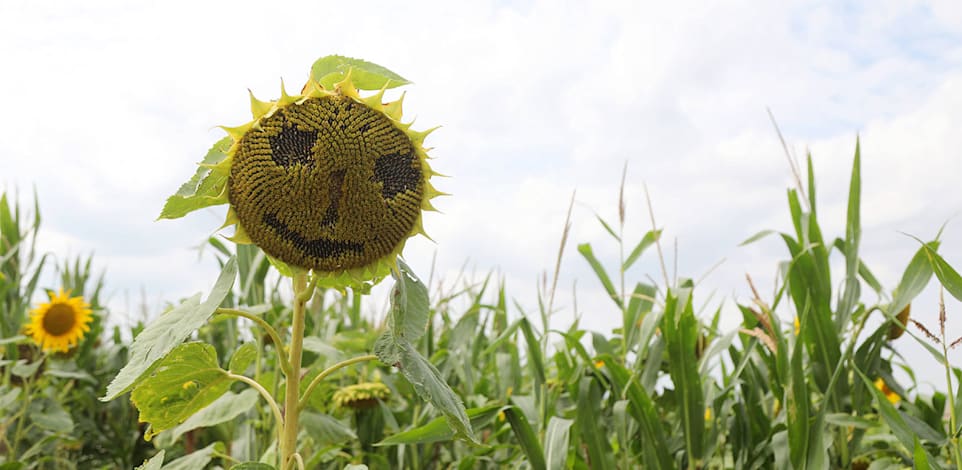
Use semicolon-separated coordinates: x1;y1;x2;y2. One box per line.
386;259;430;342
102;257;237;400
375;334;475;443
157;389;259;446
376;403;501;445
158;137;231;220
375;262;474;443
919;241;962;302
310;55;411;91
132;343;234;439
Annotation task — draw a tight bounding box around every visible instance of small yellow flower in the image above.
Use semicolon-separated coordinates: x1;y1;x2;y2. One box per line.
332;382;391;410
874;378;900;405
497;410;506;422
24;289;93;353
594;360;605;369
704;407;712;421
793;316;800;336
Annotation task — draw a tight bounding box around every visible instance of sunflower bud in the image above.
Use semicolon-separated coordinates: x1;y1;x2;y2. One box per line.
888;304;911;340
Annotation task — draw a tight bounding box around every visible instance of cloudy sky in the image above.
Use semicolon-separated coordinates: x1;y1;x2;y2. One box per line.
2;0;962;389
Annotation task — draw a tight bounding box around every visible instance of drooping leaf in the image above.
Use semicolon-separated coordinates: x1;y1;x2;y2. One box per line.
377;403;501;446
375;334;475;443
102;258;237;400
387;259;430;342
131;343;234;439
623;229;662;271
920;242;962;302
578;243;621;309
374;260;474;442
310;55;411;91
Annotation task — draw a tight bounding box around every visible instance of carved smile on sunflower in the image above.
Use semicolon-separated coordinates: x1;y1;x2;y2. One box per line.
161;58;444;287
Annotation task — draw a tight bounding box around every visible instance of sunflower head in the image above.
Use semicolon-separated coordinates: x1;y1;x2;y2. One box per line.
160;56;444;289
24;288;94;353
333;382;391;410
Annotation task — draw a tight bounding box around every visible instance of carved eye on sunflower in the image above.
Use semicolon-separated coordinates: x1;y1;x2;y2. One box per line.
160;56;444;288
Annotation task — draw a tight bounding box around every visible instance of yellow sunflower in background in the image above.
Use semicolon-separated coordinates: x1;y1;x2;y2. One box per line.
160;55;443;289
874;377;900;405
24;289;93;353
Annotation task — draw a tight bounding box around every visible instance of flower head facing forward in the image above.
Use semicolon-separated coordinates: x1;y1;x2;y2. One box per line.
160;56;443;288
24;289;93;353
229;91;429;275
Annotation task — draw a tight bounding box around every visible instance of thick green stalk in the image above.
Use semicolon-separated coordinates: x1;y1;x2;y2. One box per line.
281;271;310;470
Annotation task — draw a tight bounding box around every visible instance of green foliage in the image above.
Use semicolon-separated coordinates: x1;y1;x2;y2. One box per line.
10;137;962;469
374;260;474;443
103;258;237;400
131;342;235;439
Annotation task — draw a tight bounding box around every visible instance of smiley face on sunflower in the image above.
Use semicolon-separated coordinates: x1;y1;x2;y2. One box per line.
160;56;444;288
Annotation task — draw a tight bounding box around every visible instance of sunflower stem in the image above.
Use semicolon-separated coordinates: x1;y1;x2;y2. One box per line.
298;354;379;411
281;270;309;470
226;372;284;444
216;308;291;376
